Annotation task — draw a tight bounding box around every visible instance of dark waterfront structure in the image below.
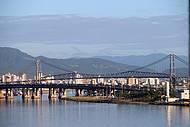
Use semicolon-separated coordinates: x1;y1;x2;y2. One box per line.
0;83;163;100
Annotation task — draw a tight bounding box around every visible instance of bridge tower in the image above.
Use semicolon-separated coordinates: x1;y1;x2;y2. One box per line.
169;54;176;88
31;59;41;99
36;59;41;84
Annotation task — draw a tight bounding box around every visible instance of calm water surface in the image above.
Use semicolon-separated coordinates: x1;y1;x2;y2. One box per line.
0;95;190;127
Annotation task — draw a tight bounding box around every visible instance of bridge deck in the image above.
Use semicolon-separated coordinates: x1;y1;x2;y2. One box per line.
0;84;150;92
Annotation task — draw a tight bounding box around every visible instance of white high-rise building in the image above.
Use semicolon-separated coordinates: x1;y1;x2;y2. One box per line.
2;73;28;83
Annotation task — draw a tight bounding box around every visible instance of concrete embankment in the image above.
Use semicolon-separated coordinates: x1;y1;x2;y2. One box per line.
62;96;190;106
150;102;190;106
62;96;111;103
62;96;149;104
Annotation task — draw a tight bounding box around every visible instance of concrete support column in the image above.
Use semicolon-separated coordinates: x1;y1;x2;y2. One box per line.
48;88;56;99
22;88;25;100
5;88;8;100
22;88;30;100
10;88;13;97
75;89;79;96
0;90;5;99
48;88;52;100
31;88;35;99
35;88;38;96
31;88;40;99
62;89;65;97
166;82;170;102
40;88;43;96
26;89;29;96
5;88;13;100
52;88;57;98
58;88;65;99
53;88;55;95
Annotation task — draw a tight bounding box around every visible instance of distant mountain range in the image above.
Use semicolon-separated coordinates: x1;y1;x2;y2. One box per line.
0;47;139;78
0;47;188;78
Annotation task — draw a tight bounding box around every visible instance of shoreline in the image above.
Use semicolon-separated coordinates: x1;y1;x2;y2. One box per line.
62;96;190;107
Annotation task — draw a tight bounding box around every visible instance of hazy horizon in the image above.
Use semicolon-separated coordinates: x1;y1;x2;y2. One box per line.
0;0;188;58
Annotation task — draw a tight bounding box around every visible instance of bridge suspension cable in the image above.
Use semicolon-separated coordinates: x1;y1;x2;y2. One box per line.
18;61;36;75
175;55;188;66
129;55;170;72
40;59;73;73
39;54;188;79
41;55;171;78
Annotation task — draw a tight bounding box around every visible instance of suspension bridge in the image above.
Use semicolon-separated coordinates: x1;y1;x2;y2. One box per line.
0;54;188;100
39;54;188;82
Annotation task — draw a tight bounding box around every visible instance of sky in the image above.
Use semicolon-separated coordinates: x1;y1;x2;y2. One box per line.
0;0;188;58
0;0;187;17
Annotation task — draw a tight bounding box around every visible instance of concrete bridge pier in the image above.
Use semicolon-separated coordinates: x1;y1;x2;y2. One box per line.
31;88;40;99
5;88;8;100
75;89;79;96
48;88;52;99
22;88;30;100
0;90;5;99
58;88;64;99
40;88;43;96
52;88;57;98
48;88;57;100
31;88;34;99
5;88;13;100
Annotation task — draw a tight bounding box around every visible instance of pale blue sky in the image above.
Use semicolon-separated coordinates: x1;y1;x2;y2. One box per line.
0;0;187;17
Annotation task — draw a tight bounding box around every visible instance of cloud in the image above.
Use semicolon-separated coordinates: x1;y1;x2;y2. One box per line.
0;14;187;57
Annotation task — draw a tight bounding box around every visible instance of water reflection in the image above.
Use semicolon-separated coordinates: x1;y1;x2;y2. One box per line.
166;106;175;127
0;97;189;127
166;106;190;127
